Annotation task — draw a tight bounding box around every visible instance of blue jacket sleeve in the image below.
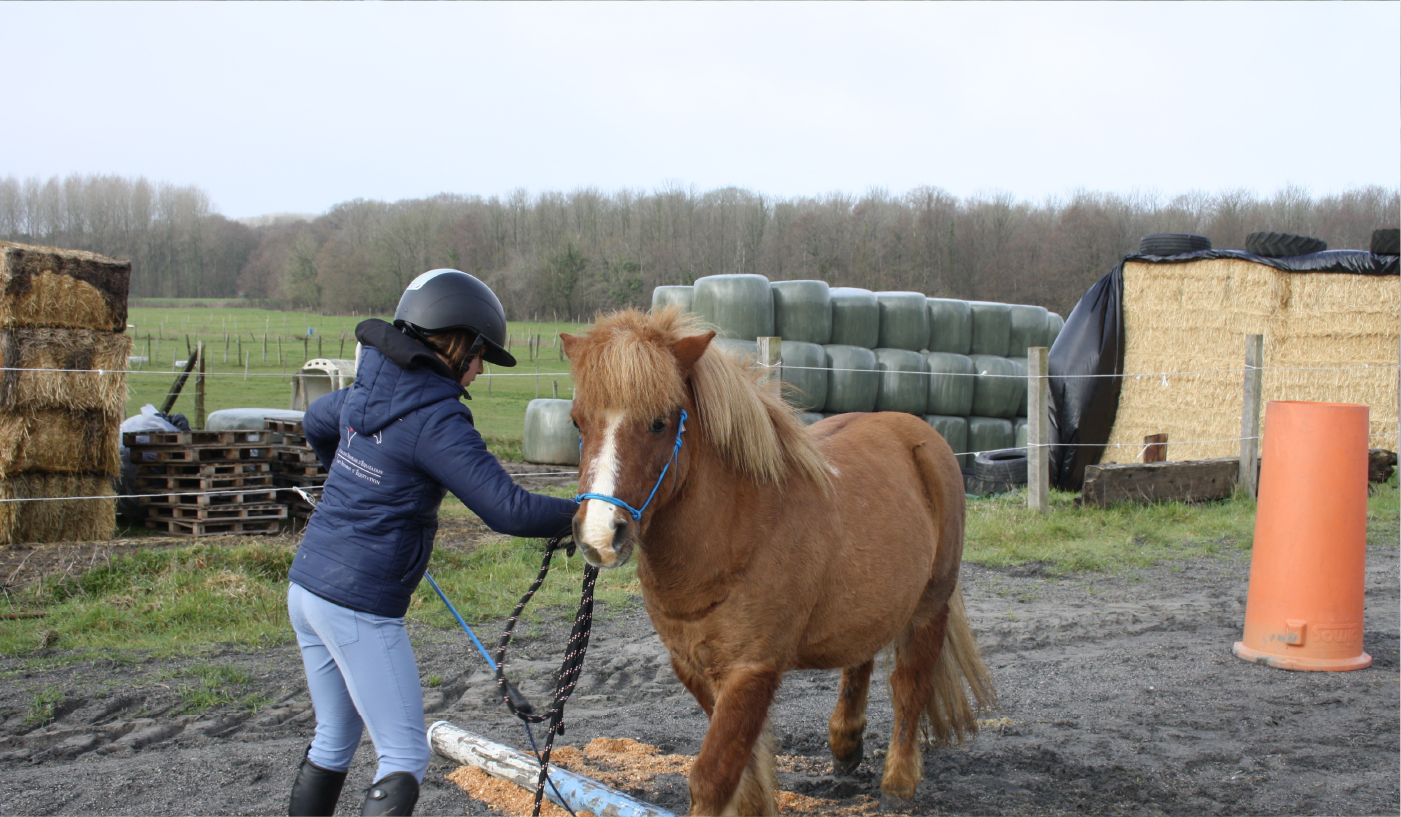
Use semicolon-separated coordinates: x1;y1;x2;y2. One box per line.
415;406;578;539
303;389;349;470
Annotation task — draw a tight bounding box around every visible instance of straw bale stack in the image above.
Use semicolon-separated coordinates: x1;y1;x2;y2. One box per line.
1;241;131;331
0;242;130;544
0;474;115;545
1103;258;1398;463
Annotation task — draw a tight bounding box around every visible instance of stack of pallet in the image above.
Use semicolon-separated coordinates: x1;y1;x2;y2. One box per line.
0;241;131;544
124;429;286;536
266;419;328;526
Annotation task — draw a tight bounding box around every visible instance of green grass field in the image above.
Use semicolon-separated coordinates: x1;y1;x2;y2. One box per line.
124;305;582;452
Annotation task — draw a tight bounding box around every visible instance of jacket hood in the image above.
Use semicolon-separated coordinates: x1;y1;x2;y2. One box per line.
344;319;468;435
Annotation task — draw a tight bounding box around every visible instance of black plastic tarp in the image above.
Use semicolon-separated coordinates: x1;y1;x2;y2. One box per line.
1047;249;1398;491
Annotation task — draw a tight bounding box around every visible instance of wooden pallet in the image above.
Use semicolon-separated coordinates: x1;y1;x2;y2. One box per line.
264;419;304;435
274;447;322;465
135;473;274;491
143;516;282;536
275;432;308;448
123;430;268;447
149;502;287;521
129;444;272;464
134;462;272;478
275;473;327;488
143;489;279;508
276;462;329;478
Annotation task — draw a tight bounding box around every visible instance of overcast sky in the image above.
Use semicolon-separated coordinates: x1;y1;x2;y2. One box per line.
4;2;1397;220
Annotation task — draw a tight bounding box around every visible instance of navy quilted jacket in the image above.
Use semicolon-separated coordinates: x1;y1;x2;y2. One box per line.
288;320;577;617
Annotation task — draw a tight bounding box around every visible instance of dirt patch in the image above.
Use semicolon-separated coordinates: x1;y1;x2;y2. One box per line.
0;517;1395;816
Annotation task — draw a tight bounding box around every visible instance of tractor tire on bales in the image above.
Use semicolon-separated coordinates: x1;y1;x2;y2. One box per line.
974;447;1028;485
1139;233;1211;256
1372;228;1400;256
1245;231;1327;257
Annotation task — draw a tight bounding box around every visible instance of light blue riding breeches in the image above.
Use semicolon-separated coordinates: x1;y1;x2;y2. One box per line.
287;582;430;783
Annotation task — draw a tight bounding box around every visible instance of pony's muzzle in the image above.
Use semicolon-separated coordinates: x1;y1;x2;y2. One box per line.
572;501;633;568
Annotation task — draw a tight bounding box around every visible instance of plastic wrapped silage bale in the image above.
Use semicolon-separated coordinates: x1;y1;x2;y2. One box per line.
693;274;773;340
967;416;1014;458
779;340;827;412
828;288;880;348
924;352;975;417
771;280;831;344
874;348;929;415
795;411;824;426
969;354;1022;419
876;292;930;351
711;338;759;363
1014;417;1028;448
968;301;1012;357
925;415;970;468
523;399;580;466
1046;312;1065;348
822;345;879;413
927;298;972;354
1007;355;1029;416
1008;304;1049;358
651;285;694;314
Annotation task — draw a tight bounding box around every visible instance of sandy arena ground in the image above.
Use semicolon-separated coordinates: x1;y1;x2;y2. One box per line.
1;505;1396;816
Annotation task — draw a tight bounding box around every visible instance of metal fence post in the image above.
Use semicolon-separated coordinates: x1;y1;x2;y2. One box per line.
1027;346;1050;513
1239;334;1264;497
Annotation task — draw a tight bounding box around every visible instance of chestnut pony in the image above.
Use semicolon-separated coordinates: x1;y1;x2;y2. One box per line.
561;308;993;815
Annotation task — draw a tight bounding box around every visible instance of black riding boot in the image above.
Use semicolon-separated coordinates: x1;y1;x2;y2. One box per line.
361;772;419;816
288;751;348;816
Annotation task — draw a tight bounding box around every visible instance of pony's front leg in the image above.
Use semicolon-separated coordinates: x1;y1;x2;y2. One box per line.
688;666;781;817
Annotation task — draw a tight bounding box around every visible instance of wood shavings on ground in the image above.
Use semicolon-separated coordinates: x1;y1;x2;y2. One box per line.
445;765;593;817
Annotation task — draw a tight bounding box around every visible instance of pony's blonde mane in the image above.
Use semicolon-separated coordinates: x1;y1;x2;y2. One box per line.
571;307;831;492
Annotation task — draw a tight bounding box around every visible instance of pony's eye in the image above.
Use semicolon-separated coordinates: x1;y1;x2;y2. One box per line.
648;417;666;434
571;419;580;430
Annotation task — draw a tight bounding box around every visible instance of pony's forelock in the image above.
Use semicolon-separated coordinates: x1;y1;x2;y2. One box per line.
569;307;830;491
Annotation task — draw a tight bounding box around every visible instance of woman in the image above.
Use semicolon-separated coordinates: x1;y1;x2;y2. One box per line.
285;270;578;816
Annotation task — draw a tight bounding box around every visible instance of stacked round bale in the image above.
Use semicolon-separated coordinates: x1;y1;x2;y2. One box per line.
0;241;131;544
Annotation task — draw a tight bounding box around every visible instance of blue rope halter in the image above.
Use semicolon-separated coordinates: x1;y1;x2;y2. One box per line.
575;409;688;521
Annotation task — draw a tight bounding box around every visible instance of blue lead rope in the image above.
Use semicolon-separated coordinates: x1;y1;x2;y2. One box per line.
575;409;687;521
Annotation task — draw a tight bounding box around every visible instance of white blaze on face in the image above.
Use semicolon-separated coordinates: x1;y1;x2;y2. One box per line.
579;411;626;559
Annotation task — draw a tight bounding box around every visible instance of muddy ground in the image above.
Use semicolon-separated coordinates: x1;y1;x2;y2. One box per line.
1;493;1396;817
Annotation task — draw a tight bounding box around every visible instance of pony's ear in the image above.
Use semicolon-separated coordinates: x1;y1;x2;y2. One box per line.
560;333;579;360
672;331;715;375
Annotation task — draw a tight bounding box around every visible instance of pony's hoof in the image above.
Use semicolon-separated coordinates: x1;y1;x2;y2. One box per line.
879;793;916;814
831;738;863;776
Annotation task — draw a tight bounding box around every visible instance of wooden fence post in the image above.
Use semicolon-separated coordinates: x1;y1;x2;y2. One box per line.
194;342;206;430
757;337;782;399
1027;346;1049;513
1239;334;1264;497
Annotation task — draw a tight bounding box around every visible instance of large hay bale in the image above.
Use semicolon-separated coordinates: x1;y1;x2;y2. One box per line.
1046;312;1065;347
0;409;122;478
968;301;1012;357
0;473;115;544
711;338;759;362
1008;355;1029;416
925;414;970;467
927;298;972;354
651;286;694;314
875;292;930;351
780;340;827;412
874;348;929;415
795;411;824;425
0;328;131;414
968;416;1014;457
1102;258;1399;463
771;280;832;344
969;355;1023;419
924;352;975;417
692;275;773;340
829;288;880;348
0;241;130;331
523;399;580;466
1008;304;1050;358
823;344;879;413
1014;417;1029;448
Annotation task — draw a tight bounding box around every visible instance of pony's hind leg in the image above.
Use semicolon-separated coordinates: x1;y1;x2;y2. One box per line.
881;604;950;810
828;659;874;776
688;666;781;816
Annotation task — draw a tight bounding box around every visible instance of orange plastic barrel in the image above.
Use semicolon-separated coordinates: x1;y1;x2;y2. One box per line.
1233;400;1372;671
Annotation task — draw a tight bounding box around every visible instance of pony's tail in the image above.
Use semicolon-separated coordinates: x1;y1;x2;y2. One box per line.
924;583;997;745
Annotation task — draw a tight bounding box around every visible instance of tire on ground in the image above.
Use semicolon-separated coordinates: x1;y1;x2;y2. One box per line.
974;447;1028;485
1245;231;1327;257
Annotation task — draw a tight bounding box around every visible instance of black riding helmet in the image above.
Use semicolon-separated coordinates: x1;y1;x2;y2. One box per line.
393;269;517;368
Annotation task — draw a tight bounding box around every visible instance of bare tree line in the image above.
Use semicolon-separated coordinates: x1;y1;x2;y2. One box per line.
3;174;1395;319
